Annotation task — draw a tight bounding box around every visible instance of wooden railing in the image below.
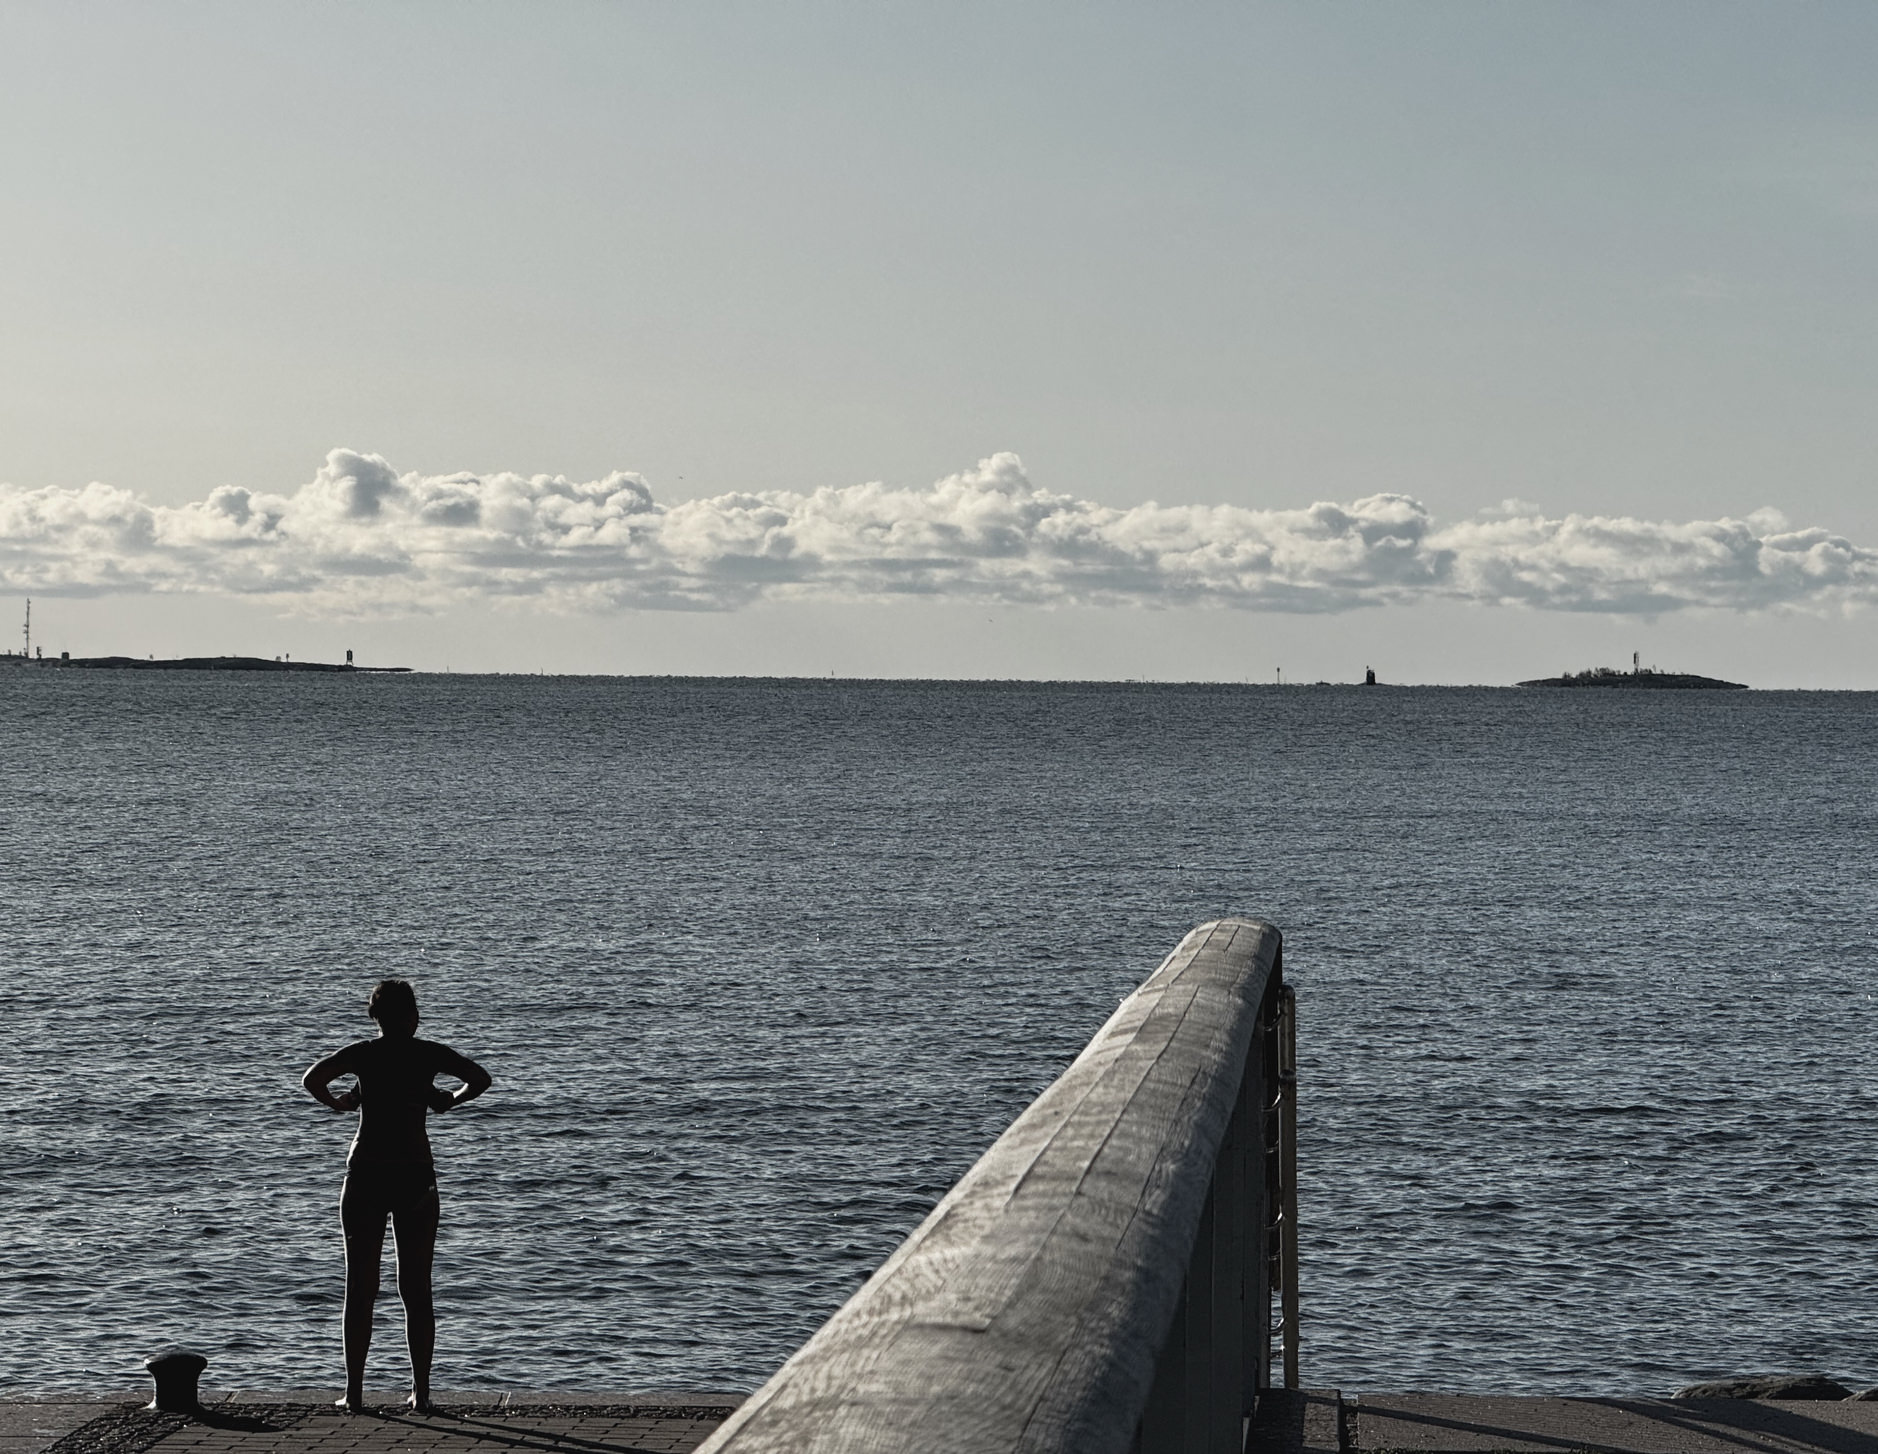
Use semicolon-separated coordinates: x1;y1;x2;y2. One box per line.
696;918;1295;1454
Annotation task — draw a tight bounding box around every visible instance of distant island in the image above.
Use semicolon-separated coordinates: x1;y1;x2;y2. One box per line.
1519;664;1747;690
3;653;410;673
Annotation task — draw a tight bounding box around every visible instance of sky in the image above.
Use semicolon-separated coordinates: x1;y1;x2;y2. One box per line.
3;2;1876;684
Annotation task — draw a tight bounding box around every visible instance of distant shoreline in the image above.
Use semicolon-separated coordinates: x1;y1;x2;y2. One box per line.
0;654;410;673
0;661;1811;688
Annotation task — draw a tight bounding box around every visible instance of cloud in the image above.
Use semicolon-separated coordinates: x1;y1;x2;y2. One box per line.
2;448;1874;617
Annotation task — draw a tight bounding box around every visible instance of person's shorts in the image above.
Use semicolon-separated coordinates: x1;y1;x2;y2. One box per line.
341;1164;438;1236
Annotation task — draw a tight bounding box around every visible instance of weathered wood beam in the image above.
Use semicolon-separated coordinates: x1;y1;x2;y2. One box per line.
695;917;1284;1454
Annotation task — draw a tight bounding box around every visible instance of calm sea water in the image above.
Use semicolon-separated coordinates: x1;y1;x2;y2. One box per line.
3;673;1876;1399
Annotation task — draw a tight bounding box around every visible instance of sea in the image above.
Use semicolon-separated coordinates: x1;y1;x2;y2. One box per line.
3;672;1876;1400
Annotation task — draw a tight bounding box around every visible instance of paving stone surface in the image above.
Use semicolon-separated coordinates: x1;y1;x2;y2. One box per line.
6;1401;740;1454
27;1388;1878;1454
1355;1393;1878;1453
153;1406;733;1454
0;1402;132;1454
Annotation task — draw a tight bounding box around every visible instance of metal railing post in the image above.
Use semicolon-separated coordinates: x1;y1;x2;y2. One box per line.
1279;984;1300;1390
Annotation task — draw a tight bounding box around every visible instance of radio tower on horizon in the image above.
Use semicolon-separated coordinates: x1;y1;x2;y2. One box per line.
22;598;28;660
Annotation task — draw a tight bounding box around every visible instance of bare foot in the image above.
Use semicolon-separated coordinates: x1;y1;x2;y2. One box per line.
335;1397;363;1415
404;1395;433;1415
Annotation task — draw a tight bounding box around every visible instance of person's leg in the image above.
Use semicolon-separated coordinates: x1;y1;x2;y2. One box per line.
391;1186;440;1412
339;1179;387;1412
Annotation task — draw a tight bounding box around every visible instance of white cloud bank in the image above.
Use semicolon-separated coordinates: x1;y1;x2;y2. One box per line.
1;449;1873;617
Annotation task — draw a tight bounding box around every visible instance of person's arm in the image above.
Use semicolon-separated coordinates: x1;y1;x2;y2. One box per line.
303;1050;359;1112
430;1047;492;1114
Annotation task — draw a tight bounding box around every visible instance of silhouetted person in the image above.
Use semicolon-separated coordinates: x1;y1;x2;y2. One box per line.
303;979;491;1413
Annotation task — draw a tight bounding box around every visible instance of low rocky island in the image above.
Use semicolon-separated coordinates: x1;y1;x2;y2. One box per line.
1520;665;1747;690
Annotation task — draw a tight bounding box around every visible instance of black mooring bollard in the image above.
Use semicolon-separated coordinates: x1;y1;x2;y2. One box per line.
143;1351;207;1412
